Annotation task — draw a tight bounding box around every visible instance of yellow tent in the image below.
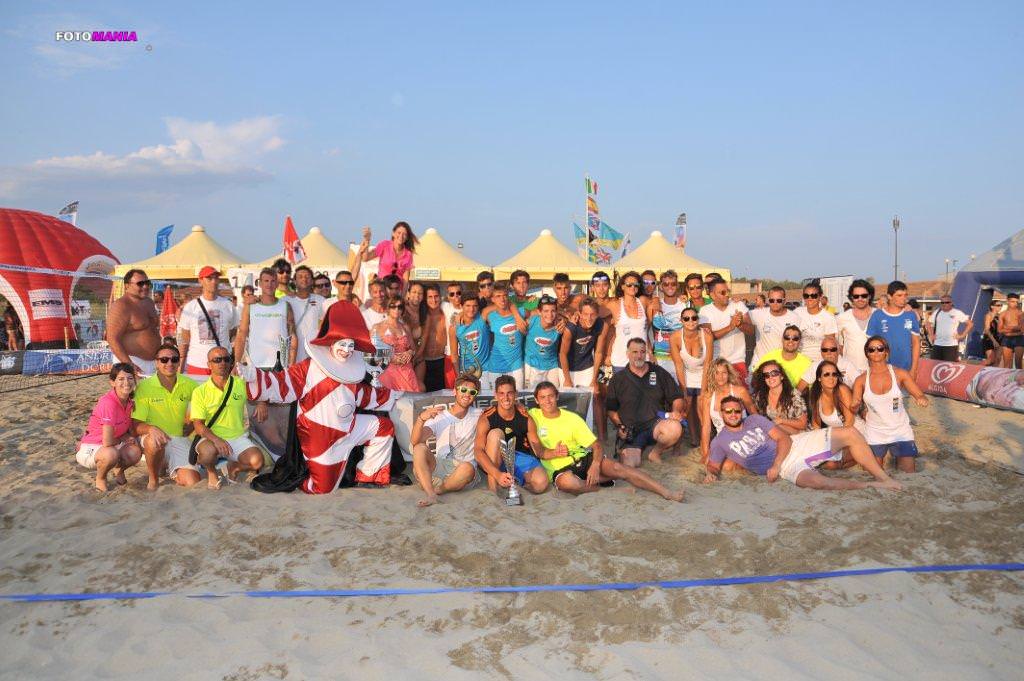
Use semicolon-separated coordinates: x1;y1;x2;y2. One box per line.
253;226;352;270
494;229;599;281
614;230;730;281
410;227;489;282
114;225;246;280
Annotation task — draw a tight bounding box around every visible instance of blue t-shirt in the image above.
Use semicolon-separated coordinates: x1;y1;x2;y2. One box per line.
708;414;778;476
525;315;561;370
485;309;524;372
455;316;491;374
866;309;920;371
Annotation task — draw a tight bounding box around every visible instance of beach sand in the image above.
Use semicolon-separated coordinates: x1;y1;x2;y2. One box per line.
1;376;1022;680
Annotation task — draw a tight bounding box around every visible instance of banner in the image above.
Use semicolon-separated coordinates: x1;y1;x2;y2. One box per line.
0;351;24;376
21;349;113;376
155;225;174;254
675;213;687;249
282;215;306;264
915;358;1024;413
58;201;78;226
28;289;67;320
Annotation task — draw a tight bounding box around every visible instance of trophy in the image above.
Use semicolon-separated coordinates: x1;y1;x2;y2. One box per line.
366;334;393;387
501;436;523;506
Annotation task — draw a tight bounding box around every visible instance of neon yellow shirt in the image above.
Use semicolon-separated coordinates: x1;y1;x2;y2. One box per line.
528;407;597;477
132;374;198;437
190;376;248;440
752;348;812;388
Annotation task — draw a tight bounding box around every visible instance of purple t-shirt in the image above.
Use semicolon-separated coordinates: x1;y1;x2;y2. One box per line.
80;389;134;446
375;240;414;281
708;414;778;476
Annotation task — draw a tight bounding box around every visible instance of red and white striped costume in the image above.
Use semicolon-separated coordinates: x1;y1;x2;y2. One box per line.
247;358;399;493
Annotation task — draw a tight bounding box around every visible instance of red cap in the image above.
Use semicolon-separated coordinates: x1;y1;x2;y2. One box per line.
310;301;374;353
197;266;220;279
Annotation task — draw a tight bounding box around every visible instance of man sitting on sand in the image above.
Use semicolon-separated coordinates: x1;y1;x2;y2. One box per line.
411;373;485;507
474;374;549;497
190;346;264;489
528;381;684;501
703;395;902;491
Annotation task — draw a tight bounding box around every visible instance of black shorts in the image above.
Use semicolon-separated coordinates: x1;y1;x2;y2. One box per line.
930;345;959;362
551;452;593;482
424;357;445;392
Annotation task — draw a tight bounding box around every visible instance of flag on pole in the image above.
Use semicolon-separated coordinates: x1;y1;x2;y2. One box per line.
572;222;588;258
674;213;687;249
159;287;180;339
585;177;598;196
620;233;631;258
58;201;79;226
282;215;306;264
155;225;174;254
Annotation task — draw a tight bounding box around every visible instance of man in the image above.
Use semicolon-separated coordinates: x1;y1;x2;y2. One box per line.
475;374;549;496
481;283;527;389
866;281;920;376
998;293;1024;369
700;279;753;379
552;272;580;323
191;346;264;489
928;295;973;362
605;338;686;466
271;258;292;298
381;274;404;300
179;266;238;376
682;272;711;310
703;396;901;491
286;265;328;363
559;297;609;390
418;284;449;391
412;374;485;507
106;269;160;376
648;270;685;377
802;340;861;389
753;294;766;309
441;281;464;323
312;272;333;298
449;296;490;376
133;342;199;489
509;269;538;315
524;296;563;389
475;270;495;305
332;270;361;306
794;281;838;363
235;267;297;369
748;286;798;367
837;279;875;373
361;280;389;330
587;271;615;441
753;325;813;390
529;382;684;501
641;270;658;300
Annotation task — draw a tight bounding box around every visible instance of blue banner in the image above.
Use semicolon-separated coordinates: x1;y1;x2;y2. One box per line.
155;225;173;254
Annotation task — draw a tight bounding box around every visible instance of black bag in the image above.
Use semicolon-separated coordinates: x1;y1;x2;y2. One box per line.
188;376;234;465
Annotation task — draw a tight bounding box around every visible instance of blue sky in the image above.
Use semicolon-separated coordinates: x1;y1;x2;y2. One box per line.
1;1;1021;282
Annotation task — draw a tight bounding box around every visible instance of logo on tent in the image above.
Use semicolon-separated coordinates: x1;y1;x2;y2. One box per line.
28;289;67;320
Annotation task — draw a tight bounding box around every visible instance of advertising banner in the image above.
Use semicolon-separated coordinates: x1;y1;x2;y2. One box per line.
916;358;1024;413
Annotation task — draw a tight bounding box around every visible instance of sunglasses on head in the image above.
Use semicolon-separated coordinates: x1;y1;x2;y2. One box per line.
850;293;870;300
156;356;180;364
133;280;152;288
768;298;784;303
763;369;782;378
456;386;479;396
783;335;801;341
803;292;820;299
866;346;887;354
209;356;234;364
592;276;610;283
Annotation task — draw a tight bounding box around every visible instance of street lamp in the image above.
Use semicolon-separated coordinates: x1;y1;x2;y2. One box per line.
945;258;951;286
892;215;901;282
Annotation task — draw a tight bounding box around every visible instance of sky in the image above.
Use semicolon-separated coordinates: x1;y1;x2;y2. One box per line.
1;1;1021;283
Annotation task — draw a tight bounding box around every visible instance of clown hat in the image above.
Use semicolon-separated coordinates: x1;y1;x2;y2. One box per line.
310;301;374;353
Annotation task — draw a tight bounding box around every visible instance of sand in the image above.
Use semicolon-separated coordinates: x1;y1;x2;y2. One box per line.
1;375;1022;680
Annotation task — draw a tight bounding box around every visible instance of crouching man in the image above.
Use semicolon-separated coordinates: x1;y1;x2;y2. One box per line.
474;374;549;497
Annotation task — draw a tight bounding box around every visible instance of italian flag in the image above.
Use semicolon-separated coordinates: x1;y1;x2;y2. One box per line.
586;177;598;196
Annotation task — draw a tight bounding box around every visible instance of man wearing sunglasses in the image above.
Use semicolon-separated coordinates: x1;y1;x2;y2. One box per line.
752;325;813;391
794;281;838;363
748;286;798;367
927;296;973;362
475;271;495;306
705;396;901;491
179;266;239;377
700;279;753;381
133;342;200;489
331;270;361;307
648;270;686;378
682;272;711;310
411;374;484;507
836;279;875;373
801;340;861;389
271;258;293;299
107;268;161;376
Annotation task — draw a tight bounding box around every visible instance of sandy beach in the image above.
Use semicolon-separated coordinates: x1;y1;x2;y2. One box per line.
1;375;1022;680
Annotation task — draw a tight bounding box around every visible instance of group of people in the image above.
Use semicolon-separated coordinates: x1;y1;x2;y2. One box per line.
81;225;941;498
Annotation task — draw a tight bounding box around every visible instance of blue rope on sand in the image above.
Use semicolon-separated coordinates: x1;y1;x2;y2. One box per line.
2;562;1022;603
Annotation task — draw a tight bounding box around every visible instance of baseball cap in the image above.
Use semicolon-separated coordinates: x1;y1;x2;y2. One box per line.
198;266;220;279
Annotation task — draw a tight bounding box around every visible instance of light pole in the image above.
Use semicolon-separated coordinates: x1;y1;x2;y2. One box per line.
892;215;900;282
945;258;951;289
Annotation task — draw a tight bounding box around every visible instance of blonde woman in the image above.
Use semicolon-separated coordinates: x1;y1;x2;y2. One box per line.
699;358;757;464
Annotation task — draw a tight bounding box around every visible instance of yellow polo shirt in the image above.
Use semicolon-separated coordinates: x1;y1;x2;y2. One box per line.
190;376;247;440
132;374;198;437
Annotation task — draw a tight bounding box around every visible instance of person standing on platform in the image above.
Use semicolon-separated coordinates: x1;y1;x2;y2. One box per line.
362;222;418;286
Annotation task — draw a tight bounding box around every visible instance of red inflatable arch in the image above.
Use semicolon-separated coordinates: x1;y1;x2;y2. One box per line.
0;208;118;348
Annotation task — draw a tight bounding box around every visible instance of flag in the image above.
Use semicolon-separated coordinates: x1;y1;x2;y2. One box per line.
585;177;599;196
282;215;306;264
159;287;180;339
58;201;78;226
155;225;174;254
572;222;588;258
674;213;687;249
598;221;625;250
620;233;632;258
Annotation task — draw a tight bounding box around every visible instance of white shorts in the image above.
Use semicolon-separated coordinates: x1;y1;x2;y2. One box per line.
197;434;259;462
128;355;156;377
140;434;196;476
524;365;562;390
75;439;134;469
779;428;841;484
567;367;594;389
482;368;525;392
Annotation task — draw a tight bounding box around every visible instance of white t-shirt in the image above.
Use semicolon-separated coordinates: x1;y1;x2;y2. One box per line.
748;308;799;366
836;309;872;373
286;293;327;362
802;355;862;389
361;304;388;332
179;296;239;370
425;407;482;464
699;301;749;364
794;307;838;362
929;307;969;347
247;298;290;369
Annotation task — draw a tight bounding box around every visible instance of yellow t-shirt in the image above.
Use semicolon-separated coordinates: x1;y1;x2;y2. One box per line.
132;374;197;437
752;349;811;388
528;407;597;475
189;376;248;440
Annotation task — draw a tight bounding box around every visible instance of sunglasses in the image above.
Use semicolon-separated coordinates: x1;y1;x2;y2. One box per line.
448;292;462;297
456;386;479;396
133;280;152;288
592;277;610;283
686;284;703;290
763;369;782;378
803;292;820;299
661;281;678;287
820;371;840;378
850;293;870;300
866;346;887;354
821;347;839;353
941;301;952;305
622;282;640;288
783;335;801;341
315;283;331;289
335;280;354;285
642;279;656;286
478;282;494;288
682;315;699;322
388;304;403;309
722;408;743;415
209;356;234;364
156;356;180;364
277;268;291;274
768;298;784;303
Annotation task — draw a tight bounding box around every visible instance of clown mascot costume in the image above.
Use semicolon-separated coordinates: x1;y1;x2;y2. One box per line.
240;301;402;494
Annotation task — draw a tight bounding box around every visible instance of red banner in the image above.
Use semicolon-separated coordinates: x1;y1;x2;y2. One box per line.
916;358;1024;413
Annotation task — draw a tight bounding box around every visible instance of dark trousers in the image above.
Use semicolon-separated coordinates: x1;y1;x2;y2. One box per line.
931;345;959;362
424;357;446;392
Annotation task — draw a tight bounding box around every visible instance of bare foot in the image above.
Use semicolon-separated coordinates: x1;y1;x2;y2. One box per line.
663;489;685;502
114;471;127;486
147;478;159;491
207;474;222;490
94;476;108;492
417;495;439;507
869;479;903;492
649;451;663;464
225;462;242;483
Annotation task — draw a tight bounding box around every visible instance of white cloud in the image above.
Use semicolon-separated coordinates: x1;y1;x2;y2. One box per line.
0;116;285;208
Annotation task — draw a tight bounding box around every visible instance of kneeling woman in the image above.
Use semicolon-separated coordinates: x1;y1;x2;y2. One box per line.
527;382;683;501
76;363;143;491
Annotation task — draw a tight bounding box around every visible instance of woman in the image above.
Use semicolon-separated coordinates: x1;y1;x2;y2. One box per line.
699;358;757;464
362;221;418;285
852;336;930;473
404;282;428;386
608;271;649;371
982;300;1002;367
374;295;420;391
808;360;857;429
669;307;713;447
751;360;808;435
76;363;143;491
3;307;24;351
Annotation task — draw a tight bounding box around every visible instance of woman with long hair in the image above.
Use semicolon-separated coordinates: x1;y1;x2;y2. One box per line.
608;271;649;372
404;281;428;386
670;307;713;447
751;359;808;434
362;221;418;286
699;358;757;464
374;295;421;391
808;360;857;429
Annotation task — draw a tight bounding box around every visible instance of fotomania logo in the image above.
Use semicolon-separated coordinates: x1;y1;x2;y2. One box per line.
930;362;965;385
